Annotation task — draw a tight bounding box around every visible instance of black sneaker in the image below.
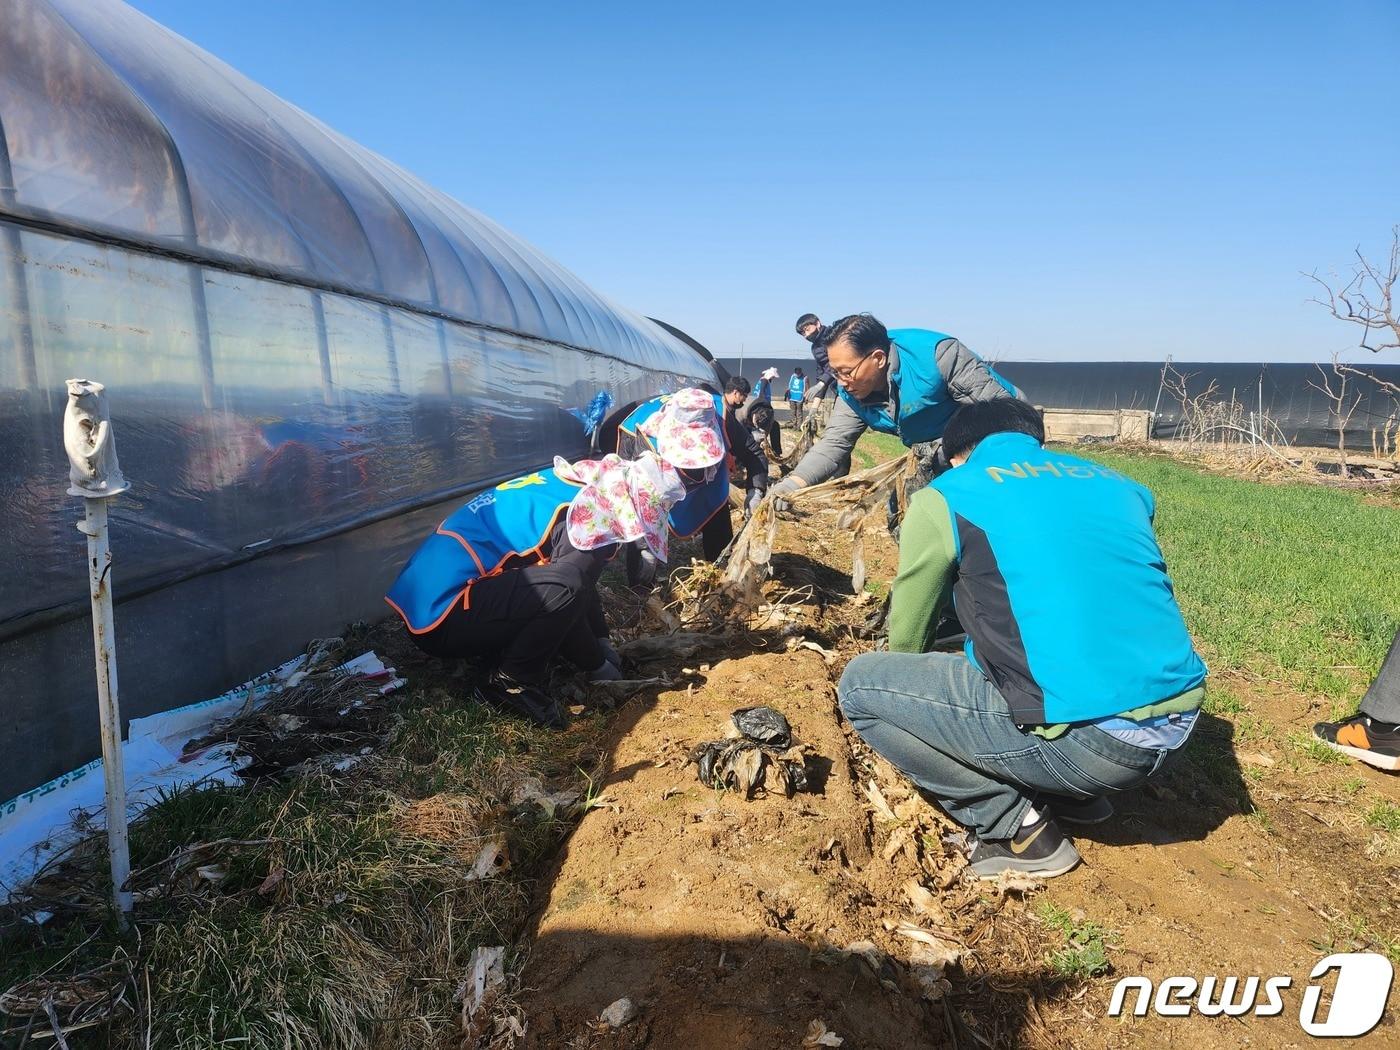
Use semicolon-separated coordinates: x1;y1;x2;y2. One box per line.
1313;714;1400;771
1040;794;1114;826
968;815;1081;880
472;672;567;730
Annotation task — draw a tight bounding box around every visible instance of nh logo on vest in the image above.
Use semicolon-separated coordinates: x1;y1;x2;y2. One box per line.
1107;953;1393;1038
985;460;1129;484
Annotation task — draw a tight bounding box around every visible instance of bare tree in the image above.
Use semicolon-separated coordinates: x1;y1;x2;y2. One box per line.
1307;353;1365;477
1160;363;1296;463
1306;226;1400;355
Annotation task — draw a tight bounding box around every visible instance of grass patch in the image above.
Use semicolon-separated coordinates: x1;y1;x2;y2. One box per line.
1286;732;1352;766
1364;801;1400;834
1327;914;1400;965
0;674;597;1049
1079;450;1400;708
1036;901;1116;980
1243;807;1275;834
852;430;907;471
1202;690;1247;716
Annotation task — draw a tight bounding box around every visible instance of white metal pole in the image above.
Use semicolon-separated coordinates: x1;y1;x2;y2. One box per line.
63;378;133;927
77;499;132;923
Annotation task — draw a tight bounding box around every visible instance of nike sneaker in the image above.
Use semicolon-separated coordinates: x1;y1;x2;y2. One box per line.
968;814;1081;879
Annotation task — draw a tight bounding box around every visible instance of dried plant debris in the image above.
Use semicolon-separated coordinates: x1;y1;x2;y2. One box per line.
803;1018;844;1047
0;957;134;1041
688;706;811;799
185;655;400;778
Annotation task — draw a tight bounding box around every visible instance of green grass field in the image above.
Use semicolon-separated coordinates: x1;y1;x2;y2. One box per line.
1085;449;1398;710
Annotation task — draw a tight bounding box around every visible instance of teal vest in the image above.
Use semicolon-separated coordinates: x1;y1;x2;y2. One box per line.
619;393;730;538
931;432;1206;724
385;467;581;632
839;328;1016;446
788;374;806;399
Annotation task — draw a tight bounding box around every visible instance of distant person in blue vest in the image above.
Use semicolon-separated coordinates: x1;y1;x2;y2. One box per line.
838;399;1207;879
787;367;807;426
770;314;1024;501
614;383;769;565
385;452;687;729
754;368;778;404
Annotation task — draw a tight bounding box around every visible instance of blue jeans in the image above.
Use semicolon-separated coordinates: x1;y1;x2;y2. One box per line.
838;651;1177;839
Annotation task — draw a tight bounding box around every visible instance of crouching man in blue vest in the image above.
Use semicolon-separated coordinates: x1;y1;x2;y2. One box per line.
838;399;1207;879
770;314;1025;502
385;452;686;730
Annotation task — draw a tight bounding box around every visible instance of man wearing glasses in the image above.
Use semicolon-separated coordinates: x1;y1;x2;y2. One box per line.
770;313;1024;502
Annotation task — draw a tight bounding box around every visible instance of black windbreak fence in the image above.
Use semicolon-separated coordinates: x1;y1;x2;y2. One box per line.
721;356;1400;451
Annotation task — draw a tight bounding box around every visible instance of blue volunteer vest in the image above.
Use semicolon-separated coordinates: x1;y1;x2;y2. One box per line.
619;393;730;539
838;328;1018;446
385;467;581;633
931;432;1206;724
788;375;806;399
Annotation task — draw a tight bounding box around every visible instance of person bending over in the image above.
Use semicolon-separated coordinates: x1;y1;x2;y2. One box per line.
613;384;767;566
771;313;1024;501
386;453;686;729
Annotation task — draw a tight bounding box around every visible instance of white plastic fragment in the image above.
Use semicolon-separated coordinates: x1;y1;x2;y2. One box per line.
465;838;510;881
459;946;506;1021
599;997;638;1027
803;1019;844;1046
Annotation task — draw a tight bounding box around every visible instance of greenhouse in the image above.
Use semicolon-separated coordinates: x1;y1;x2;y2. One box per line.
0;0;714;802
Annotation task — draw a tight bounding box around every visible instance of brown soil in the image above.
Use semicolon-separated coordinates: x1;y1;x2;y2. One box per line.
505;471;1399;1049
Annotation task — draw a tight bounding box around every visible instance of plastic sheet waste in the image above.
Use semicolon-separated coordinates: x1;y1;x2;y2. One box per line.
689;706;810;799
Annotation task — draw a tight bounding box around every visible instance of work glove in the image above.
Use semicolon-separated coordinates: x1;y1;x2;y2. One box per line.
744;487;764;517
625;544;659;594
804;381;827;404
768;475;800;512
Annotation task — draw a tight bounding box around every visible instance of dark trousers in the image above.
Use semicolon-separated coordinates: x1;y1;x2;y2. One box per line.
412;561;607;684
701;507;734;561
1362;629;1400;724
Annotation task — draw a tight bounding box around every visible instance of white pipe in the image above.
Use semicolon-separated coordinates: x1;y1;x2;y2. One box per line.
64;378;133;927
76;499;132;924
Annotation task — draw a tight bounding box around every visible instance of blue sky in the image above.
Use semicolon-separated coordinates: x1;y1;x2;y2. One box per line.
129;1;1400;363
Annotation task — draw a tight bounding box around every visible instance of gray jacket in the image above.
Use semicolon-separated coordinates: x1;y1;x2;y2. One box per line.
776;336;1024;490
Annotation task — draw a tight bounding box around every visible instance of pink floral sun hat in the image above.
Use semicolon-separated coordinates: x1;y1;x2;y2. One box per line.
638;388;725;470
556;452;687;561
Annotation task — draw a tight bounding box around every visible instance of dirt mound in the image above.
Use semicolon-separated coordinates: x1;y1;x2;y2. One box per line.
518;652;935;1048
516;648;1067;1049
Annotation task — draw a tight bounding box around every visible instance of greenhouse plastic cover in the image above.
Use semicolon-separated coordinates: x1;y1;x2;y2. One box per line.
0;0;700;371
0;0;715;800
